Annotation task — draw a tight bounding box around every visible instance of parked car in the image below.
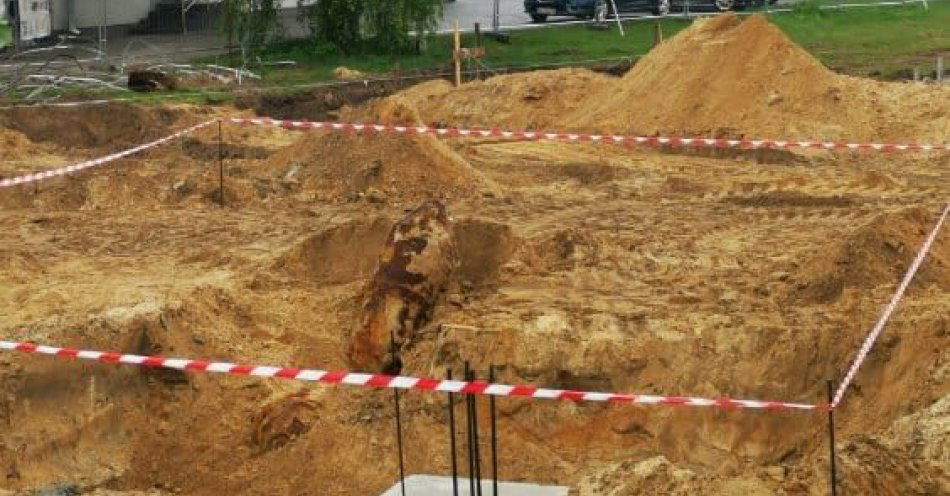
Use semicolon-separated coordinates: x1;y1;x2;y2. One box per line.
524;0;771;22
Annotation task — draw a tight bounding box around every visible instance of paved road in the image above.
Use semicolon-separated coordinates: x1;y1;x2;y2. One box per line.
440;0;527;30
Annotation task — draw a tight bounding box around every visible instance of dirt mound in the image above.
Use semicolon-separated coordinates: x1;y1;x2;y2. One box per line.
0;128;38;161
398;68;613;130
264;98;498;204
568;14;950;142
791;207;949;304
273;217;392;285
0;103;190;149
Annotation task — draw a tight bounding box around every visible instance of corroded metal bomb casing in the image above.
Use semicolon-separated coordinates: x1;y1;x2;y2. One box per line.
349;200;458;372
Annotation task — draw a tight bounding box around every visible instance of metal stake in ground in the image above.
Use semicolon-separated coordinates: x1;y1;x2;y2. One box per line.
464;362;476;496
826;380;838;496
447;369;459;496
217;119;225;206
470;368;483;496
394;388;406;496
392;334;406;496
489;365;499;496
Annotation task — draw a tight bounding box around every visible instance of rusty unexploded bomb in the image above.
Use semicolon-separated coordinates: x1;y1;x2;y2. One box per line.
348;199;458;373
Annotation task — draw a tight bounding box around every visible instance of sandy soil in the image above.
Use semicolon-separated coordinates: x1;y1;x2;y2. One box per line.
0;14;947;496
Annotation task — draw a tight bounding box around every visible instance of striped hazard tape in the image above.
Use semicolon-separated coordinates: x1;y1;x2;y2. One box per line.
831;203;949;407
0;120;216;189
2;116;943;191
230;117;950;153
0;339;823;412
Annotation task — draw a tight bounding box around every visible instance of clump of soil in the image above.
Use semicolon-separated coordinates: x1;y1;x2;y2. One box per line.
263;97;498;204
791;207;949;304
398;68;614;130
564;14;950;142
250;391;319;454
334;66;365;81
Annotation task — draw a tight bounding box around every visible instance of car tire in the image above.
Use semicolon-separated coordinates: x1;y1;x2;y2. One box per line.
653;0;671;16
530;13;548;23
714;0;737;11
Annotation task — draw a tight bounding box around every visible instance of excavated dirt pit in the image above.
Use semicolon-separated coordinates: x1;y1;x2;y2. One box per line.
0;14;948;496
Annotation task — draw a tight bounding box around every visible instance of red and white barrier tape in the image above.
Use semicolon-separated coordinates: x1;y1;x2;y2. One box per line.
0;120;216;189
0;339;822;412
229;117;949;153
831;203;949;408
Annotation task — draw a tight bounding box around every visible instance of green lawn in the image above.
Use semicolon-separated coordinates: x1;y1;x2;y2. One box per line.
245;19;691;85
238;1;946;85
772;0;950;76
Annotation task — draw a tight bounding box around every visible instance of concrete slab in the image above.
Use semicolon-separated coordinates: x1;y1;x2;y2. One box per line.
380;475;570;496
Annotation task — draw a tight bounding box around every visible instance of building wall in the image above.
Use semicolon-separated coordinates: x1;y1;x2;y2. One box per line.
50;0;66;30
47;0;302;30
50;0;161;30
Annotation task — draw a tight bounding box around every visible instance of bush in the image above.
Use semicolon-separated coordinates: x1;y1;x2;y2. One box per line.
300;0;443;55
221;0;282;56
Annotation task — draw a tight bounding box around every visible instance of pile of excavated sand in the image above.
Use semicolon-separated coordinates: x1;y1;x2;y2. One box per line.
264;97;497;204
398;68;614;130
389;14;948;143
567;14;949;141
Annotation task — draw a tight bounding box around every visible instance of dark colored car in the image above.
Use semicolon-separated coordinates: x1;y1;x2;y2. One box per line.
524;0;766;22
